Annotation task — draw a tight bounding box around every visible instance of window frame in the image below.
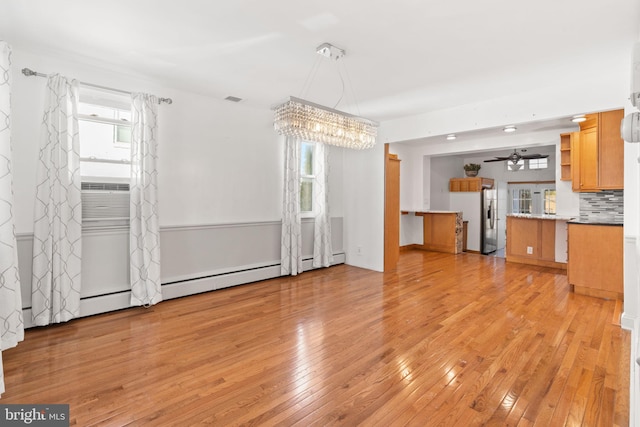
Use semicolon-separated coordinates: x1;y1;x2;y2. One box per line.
528;158;548;170
299;141;316;218
543;188;557;215
78;88;132;229
78;89;132;184
507;160;525;172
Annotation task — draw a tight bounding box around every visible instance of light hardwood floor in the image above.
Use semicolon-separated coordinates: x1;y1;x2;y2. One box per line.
2;251;630;426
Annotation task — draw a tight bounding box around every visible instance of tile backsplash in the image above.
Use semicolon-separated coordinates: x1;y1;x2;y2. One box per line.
579;190;624;223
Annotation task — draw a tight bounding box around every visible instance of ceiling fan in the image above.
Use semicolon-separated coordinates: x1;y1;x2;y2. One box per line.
483;149;549;164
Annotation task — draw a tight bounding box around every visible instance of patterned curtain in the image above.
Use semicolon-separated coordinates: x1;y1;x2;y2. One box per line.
0;41;24;397
31;74;82;326
281;136;303;275
130;93;162;306
312;142;333;268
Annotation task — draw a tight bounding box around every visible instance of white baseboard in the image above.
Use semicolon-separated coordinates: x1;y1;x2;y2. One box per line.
622;312;636;331
22;253;346;329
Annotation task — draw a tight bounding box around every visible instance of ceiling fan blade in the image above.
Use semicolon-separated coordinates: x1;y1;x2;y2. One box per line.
483;158;509;163
521;154;549;159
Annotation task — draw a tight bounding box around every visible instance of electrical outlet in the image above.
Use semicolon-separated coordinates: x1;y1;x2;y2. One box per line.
526;246;533;255
357;246;362;255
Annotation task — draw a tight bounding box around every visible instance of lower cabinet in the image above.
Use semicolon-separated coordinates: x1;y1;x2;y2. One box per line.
567;223;623;300
506;216;559;268
416;212;463;254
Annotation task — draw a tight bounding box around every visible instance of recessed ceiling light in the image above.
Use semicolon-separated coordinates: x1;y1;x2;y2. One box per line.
446;134;457;140
571;115;587;123
503;125;517;133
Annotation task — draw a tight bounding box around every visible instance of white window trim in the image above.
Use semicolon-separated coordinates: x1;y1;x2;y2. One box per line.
300;141;317;218
78;91;132;230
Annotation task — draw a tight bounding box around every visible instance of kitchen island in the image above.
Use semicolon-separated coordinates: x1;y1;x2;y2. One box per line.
506;214;574;269
411;211;463;254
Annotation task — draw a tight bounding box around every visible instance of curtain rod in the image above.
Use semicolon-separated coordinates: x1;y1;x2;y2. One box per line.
21;68;173;105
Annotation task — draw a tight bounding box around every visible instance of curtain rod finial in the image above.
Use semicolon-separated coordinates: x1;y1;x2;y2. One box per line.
22;68;37;77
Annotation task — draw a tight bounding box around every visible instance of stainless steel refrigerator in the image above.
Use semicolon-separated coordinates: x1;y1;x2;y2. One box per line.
481;188;497;254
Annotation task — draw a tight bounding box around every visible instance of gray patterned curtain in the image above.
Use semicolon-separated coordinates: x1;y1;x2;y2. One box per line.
130;93;162;306
0;40;24;397
312;142;333;268
281;136;303;275
31;74;82;326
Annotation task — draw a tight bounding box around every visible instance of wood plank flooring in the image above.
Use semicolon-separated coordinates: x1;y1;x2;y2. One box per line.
1;250;630;426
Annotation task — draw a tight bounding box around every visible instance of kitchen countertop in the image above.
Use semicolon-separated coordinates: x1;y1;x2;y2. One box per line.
506;214;575;221
567;219;623;226
402;211;462;216
414;210;462;214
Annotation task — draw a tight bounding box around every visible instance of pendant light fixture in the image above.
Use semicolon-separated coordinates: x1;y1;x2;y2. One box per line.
273;43;378;150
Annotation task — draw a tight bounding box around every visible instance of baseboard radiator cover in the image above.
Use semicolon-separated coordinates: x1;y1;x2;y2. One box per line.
21;253;345;329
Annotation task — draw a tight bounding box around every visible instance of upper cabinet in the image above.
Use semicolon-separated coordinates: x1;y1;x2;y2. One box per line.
571;109;624;192
449;177;494;192
560;131;578;181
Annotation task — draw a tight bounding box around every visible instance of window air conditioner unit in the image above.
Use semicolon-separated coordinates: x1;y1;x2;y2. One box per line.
81;182;130;225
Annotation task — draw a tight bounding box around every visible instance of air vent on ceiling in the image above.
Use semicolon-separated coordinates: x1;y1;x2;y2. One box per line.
225;96;243;103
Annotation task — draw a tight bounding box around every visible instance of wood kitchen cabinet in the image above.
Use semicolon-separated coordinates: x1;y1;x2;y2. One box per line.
571;109;624;192
567;223;623;300
598;109;625;189
506;216;562;269
415;211;463;254
559;132;578;181
449;177;494;192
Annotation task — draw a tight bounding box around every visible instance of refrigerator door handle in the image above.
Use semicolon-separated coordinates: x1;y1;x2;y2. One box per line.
488;200;495;229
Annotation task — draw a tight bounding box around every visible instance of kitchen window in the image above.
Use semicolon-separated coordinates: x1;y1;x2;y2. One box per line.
543;189;556;214
509;183;556;215
529;158;548;170
507;160;525;172
511;189;532;214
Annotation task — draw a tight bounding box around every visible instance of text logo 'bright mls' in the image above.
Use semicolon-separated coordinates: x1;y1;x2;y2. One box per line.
1;405;69;426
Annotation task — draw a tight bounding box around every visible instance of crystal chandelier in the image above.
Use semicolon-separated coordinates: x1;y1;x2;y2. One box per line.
273;44;378;150
273;96;378;150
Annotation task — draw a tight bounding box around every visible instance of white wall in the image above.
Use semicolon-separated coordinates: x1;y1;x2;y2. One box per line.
389;144;423;212
378;73;628;144
342;143;384;271
430;155;460;210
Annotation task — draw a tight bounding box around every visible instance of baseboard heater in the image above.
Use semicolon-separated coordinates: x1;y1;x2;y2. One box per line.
21;253;346;329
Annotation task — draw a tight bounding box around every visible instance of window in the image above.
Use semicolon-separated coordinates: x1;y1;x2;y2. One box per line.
507;160;524;171
78;89;132;227
78;99;131;182
509;183;556;215
507;158;549;172
529;158;548;170
511;189;532;214
300;141;315;214
543;189;556;214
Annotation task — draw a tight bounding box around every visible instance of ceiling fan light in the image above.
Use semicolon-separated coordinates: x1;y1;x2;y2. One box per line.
571;115;587;123
503;126;517;133
446;134;456;140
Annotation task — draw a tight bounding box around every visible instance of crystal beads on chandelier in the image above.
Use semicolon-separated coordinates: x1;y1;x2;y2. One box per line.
273;97;378;150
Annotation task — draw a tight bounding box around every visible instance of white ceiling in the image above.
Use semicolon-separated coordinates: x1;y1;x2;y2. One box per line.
2;0;638;127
